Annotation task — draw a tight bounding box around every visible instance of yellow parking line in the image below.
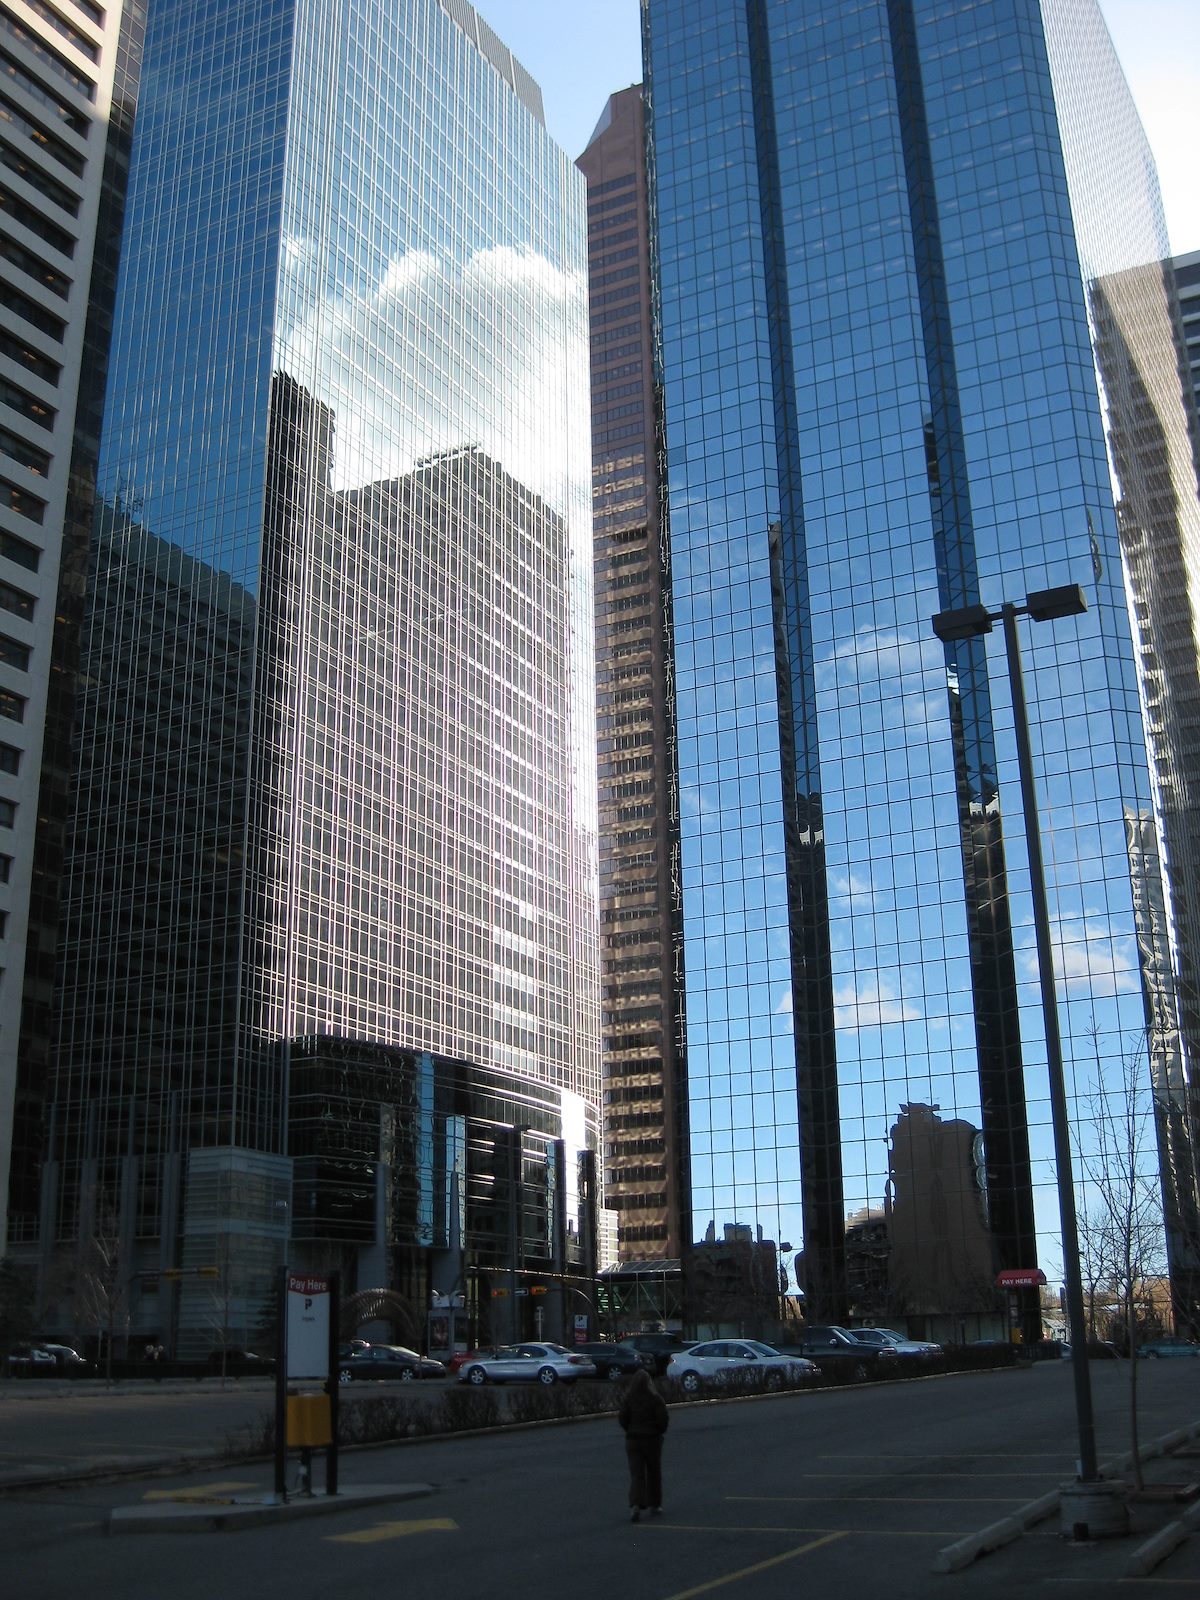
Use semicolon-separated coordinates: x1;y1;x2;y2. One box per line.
326;1517;458;1544
660;1532;846;1600
142;1481;256;1501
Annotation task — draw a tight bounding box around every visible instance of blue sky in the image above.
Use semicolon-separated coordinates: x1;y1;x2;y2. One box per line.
476;0;1199;255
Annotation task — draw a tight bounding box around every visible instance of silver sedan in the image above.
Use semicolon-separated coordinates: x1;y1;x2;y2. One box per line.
666;1339;818;1394
457;1342;597;1385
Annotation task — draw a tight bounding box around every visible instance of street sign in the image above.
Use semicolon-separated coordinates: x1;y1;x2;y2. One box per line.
996;1268;1047;1288
286;1273;332;1381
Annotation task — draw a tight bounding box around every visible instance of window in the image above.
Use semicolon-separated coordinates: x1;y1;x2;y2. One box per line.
0;741;19;772
0;633;30;669
0;687;25;721
0;796;15;826
0;528;41;566
0;578;34;616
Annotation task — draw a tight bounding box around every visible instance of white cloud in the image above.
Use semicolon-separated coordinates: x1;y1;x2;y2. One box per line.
833;974;920;1029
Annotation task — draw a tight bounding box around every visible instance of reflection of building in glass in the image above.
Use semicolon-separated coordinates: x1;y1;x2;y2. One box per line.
27;0;598;1353
1170;252;1200;431
578;86;688;1263
1086;239;1200;1315
0;0;142;1253
643;0;1200;1335
884;1104;995;1322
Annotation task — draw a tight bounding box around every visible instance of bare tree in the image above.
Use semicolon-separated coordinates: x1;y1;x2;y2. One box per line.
71;1193;131;1384
1078;1028;1168;1489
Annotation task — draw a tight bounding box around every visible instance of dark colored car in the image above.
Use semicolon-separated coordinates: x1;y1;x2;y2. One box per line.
206;1346;276;1375
779;1325;898;1381
1137;1339;1200;1359
573;1342;645;1381
5;1344;56;1377
620;1333;689;1375
338;1344;446;1382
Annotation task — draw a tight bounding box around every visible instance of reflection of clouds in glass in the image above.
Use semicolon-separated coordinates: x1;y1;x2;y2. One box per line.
828;866;878;914
816;624;945;734
834;974;920;1028
276;237;587;510
1018;914;1139;998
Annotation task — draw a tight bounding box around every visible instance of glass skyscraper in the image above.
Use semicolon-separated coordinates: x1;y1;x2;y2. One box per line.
644;0;1200;1334
32;0;600;1351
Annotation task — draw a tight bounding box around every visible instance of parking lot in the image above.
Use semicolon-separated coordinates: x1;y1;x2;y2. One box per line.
2;1362;1199;1598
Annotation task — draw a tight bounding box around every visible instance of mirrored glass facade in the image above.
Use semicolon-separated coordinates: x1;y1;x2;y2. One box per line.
37;0;600;1337
644;0;1198;1334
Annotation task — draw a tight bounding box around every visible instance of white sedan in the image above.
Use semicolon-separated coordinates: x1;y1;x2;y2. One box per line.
666;1339;818;1394
457;1342;597;1385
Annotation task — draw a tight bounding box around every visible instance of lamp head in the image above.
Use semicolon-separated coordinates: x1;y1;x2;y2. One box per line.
1024;583;1088;623
931;604;993;642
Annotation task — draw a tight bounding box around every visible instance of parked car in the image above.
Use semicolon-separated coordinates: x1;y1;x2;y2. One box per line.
6;1344;56;1377
780;1325;898;1381
620;1333;689;1375
457;1342;597;1385
1059;1340;1123;1359
849;1327;942;1361
206;1346;276;1375
446;1348;493;1376
1136;1338;1200;1359
572;1342;645;1381
38;1343;92;1376
666;1339;818;1394
338;1344;446;1382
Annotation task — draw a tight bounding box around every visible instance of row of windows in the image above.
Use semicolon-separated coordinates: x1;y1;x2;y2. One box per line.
0;10;95;102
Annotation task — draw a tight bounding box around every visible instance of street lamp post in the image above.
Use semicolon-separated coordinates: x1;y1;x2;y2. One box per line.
932;584;1098;1485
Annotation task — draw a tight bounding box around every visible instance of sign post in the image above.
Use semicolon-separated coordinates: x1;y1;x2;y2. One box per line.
274;1269;339;1499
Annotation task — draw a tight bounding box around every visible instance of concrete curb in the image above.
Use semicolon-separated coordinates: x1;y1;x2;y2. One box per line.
932;1418;1200;1575
931;1487;1061;1573
109;1481;433;1534
1126;1496;1200;1577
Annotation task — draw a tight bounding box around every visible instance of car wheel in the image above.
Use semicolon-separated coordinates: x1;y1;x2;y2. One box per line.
681;1370;701;1394
766;1370;784;1392
338;1369;353;1384
607;1364;624;1382
399;1366;416;1382
537;1366;558;1385
466;1365;487;1386
1146;1350;1160;1359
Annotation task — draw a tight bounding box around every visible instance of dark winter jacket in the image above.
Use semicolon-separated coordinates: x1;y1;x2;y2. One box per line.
618;1369;669;1439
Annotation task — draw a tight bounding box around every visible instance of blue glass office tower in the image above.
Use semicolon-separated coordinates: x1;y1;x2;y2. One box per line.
35;0;600;1350
644;0;1199;1333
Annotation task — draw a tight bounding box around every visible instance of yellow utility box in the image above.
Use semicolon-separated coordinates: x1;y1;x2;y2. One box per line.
286;1392;332;1449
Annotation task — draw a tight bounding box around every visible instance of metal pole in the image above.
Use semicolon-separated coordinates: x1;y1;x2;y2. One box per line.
1001;603;1098;1482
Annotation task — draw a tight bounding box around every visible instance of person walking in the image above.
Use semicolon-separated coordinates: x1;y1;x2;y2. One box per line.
618;1365;669;1522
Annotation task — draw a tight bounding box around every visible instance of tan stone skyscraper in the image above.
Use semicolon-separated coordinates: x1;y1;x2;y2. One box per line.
579;86;687;1263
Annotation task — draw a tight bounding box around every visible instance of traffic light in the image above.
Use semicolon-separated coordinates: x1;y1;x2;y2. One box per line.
529;1286;547;1296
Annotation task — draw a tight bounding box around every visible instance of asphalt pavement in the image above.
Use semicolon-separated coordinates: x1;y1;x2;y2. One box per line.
4;1362;1200;1595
